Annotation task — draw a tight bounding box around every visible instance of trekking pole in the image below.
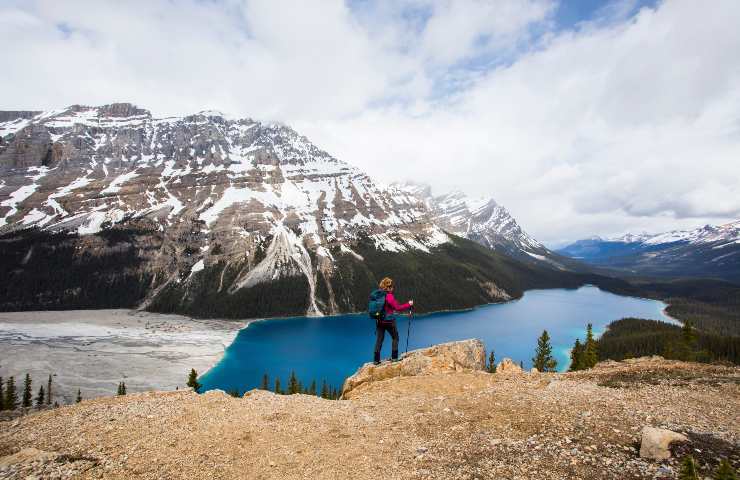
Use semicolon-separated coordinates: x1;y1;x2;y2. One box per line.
405;306;414;354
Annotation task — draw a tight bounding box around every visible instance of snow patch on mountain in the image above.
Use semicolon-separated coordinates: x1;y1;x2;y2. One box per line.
0;167;50;227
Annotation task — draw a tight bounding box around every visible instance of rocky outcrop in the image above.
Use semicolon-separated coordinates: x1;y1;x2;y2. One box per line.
496;357;524;375
639;426;688;460
341;339;486;398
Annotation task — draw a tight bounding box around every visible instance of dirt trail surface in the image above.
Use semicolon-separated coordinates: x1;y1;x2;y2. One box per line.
0;351;738;479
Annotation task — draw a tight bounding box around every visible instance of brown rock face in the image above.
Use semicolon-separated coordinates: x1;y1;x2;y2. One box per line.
496;358;524;375
0;111;42;123
341;339;486;398
0;124;52;168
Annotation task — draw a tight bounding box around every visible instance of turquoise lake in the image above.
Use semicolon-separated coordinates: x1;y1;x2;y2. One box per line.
199;286;674;394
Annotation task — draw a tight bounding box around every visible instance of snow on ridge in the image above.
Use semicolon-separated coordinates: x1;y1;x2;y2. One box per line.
526;251;547;261
190;259;205;274
0;117;32;137
1;105;507;259
605;220;740;247
101;170;139;194
465;196;497;215
0;167;50;227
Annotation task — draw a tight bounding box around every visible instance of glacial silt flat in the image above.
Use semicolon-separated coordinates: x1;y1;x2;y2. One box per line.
0;309;246;403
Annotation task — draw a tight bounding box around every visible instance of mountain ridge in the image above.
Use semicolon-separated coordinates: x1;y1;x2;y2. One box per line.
0;103;599;318
558;220;740;284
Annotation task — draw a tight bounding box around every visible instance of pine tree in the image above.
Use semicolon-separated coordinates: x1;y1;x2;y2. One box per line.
679;455;700;480
117;381;127;395
569;339;584;371
22;374;32;408
47;374;53;406
274;378;282;395
682;320;697;346
583;323;599;368
261;373;269;390
679;320;698;361
532;330;557;372
76;389;82;403
714;459;738;480
4;376;18;410
35;385;45;409
0;376;4;411
288;371;299;395
186;369;201;392
320;380;329;399
308;380;317;396
487;350;497;373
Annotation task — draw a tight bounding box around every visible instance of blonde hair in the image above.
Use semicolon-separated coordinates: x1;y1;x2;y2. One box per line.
379;277;394;291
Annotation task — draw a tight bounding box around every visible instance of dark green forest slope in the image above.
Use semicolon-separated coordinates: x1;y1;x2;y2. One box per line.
149;233;612;319
0;227;630;319
0;228;156;311
597;318;740;364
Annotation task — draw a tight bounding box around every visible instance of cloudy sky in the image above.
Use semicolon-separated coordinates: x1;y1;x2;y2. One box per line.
2;0;739;246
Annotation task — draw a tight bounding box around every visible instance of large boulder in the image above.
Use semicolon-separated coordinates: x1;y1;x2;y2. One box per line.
341;339;486;399
639;426;688;460
496;358;524;375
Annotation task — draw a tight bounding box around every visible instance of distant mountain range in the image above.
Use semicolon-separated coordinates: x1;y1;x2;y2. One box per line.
558;221;740;284
0;104;596;318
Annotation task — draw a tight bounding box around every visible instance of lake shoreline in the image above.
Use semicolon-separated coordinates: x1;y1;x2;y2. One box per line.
199;286;673;393
0;286;675;402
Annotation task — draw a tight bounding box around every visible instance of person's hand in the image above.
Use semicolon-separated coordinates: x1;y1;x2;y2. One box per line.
408;300;414;307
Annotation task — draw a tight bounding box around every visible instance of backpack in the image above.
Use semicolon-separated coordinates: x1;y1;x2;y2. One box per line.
368;288;387;322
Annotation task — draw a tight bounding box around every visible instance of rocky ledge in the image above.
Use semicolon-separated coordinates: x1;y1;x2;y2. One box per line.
341;338;486;398
0;340;738;479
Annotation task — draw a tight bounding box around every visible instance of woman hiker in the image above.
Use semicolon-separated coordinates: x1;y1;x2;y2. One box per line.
373;277;414;365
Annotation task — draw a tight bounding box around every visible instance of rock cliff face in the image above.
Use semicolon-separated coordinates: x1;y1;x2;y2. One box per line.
0;344;737;480
0;104;592;318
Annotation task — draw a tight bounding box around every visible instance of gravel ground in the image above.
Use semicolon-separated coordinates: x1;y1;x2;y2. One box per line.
0;357;737;479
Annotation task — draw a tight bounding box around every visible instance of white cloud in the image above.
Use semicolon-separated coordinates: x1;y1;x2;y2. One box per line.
1;0;739;244
304;0;740;243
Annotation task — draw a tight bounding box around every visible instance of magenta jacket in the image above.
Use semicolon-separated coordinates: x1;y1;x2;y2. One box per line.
384;292;412;317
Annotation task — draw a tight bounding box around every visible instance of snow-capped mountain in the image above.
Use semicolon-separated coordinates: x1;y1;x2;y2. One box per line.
394;183;564;265
0;104;580;318
558;221;740;283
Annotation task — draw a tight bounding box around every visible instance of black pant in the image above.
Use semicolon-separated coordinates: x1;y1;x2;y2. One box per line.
374;320;399;363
